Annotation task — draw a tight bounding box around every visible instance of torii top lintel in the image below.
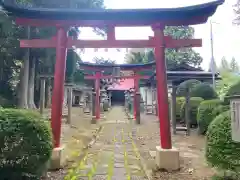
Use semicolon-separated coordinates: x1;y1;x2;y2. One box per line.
1;0;224;27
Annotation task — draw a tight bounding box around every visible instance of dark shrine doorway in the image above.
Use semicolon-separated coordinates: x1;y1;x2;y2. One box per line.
110;90;125;105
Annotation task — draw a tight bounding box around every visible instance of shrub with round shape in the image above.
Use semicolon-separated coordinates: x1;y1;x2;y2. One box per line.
224;80;240;104
212;105;230;118
191;83;218;100
180;97;204;126
206;111;240;172
176;79;201;97
0;109;53;180
197;99;222;135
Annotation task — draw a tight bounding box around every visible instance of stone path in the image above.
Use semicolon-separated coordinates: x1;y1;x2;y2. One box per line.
64;106;147;180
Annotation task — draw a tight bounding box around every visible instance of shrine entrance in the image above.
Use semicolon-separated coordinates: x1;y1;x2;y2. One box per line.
2;0;224;172
111;90;125;105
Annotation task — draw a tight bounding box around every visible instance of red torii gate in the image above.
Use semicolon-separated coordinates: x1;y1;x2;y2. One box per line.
1;0;224;170
83;69;150;120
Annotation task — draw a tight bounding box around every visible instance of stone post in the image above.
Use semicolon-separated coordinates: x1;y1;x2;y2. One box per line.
151;88;154;114
185;88;191;136
124;91;128;110
171;86;177;135
66;86;73;124
40;77;46;115
145;87;148;113
136;92;141;124
109;92;112;108
91;91;96;124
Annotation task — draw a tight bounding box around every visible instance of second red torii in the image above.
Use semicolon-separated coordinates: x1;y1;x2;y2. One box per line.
85;72;150;121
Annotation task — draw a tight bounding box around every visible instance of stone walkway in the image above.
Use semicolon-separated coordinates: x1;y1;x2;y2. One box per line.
64;106;147;180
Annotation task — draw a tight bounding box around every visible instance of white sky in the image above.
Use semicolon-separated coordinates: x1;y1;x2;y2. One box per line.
78;0;240;70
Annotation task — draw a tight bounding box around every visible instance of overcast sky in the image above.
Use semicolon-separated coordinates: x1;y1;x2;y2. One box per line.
78;0;240;70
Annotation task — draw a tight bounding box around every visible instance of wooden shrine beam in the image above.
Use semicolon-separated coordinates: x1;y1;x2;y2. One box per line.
20;37;202;48
15;16;208;27
85;75;150;80
80;65;153;71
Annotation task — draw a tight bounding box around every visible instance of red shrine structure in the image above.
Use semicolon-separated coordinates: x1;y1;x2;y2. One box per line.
1;0;224;170
79;62;153;121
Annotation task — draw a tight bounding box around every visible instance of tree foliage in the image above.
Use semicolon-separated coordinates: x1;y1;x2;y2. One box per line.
0;0;105;107
125;26;203;69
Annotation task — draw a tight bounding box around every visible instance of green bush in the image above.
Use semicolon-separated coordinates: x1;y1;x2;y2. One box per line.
176;97;185;121
206;111;240;172
176;79;201;97
180;97;204;126
0;109;53;179
224;80;240;104
212;105;230;118
191;83;218;100
197;99;223;135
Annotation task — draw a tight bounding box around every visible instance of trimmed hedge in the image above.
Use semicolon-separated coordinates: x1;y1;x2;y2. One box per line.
206;111;240;172
0;109;53;180
180;97;204;126
176;79;201;97
197;99;222;135
212;105;230;118
191;83;218;100
224;80;240;104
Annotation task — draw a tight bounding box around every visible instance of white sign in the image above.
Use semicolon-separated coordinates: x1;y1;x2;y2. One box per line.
231;99;240;142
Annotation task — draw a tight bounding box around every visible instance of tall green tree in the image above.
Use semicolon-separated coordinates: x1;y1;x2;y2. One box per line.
230;57;239;73
0;0;105;108
219;56;229;72
125;26;203;69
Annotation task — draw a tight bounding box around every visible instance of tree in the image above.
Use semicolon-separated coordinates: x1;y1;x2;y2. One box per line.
92;57;116;65
219;56;230;72
233;0;240;24
229;57;239;73
0;0;105;108
124;26;203;69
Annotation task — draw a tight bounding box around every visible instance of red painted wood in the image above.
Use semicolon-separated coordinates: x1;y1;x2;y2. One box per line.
16;16;208;27
51;27;68;148
153;27;172;149
85;75;150;80
107;26;115;41
20;37;202;48
80;65;153;71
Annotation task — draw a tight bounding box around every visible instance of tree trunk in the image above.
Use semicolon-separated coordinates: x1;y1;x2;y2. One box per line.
28;57;36;109
17;26;30;109
45;78;52;108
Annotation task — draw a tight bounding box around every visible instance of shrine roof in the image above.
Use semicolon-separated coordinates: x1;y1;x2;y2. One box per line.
79;62;155;71
145;70;221;86
108;79;134;91
1;0;224;26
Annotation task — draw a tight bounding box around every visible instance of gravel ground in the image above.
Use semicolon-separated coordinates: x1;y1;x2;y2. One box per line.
132;113;216;180
42;107;104;180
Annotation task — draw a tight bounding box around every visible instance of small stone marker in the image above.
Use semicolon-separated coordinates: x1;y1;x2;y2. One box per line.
229;95;240;142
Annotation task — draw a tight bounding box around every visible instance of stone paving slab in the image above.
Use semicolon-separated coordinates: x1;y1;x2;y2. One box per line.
64;106;148;180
